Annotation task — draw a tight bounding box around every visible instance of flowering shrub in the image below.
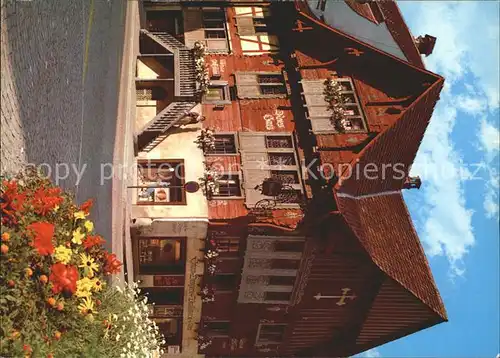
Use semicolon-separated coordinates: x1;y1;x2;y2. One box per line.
0;169;164;358
198;162;221;199
323;78;349;132
197;335;213;350
195;128;216;152
193;41;210;94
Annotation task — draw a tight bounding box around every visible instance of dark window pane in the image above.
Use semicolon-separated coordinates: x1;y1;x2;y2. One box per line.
271;170;299;184
268;276;297;286
217;174;241;196
203;20;225;29
138;238;185;275
270;259;300;270
266;136;293;148
208;135;236;154
268;153;296;166
142;287;184;305
217;237;240;253
260;85;287;95
274;240;305;253
203;10;225;21
205;30;226;39
258;74;283;84
264;291;292;301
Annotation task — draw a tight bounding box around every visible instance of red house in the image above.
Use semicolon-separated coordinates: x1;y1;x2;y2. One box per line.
132;1;446;356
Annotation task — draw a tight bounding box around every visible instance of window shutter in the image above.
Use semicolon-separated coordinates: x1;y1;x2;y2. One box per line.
235;72;261;98
302;80;336;132
239;132;269;208
184;9;205;48
235;17;256;36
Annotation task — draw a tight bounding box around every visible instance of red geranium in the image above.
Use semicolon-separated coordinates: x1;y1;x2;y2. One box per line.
80;199;93;215
28;222;55;256
1;180;27;223
32;187;63;216
49;263;79;295
103;252;122;275
82;235;105;250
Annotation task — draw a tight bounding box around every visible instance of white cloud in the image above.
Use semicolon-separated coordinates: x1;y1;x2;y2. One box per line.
401;2;499;110
400;0;500;276
359;348;381;358
483;168;499;220
410;103;475;277
478;119;500;159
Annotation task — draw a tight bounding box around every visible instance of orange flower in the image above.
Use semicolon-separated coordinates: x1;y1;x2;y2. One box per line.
7;280;15;287
47;354;54;358
10;330;20;340
1;232;10;241
1;244;8;254
23;344;32;353
82;235;105;250
47;297;56;307
103;252;122;275
54;331;62;340
39;275;48;284
28;222;55;256
56;302;64;311
25;268;33;277
80;199;93;215
32;187;63;216
49;263;79;295
1;180;26;224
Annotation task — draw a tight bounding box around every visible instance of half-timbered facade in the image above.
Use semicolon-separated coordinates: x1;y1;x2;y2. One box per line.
130;1;445;357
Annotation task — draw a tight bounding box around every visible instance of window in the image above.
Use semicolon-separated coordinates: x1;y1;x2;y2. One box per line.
264;291;292;302
270;259;300;270
204;321;230;336
138;238;186;275
203;81;231;104
206;134;237;155
265;135;293;149
142;287;184;305
268;275;297;286
137;160;185;205
268;153;296;166
238;132;303;208
217;237;240;253
212;274;238;291
271;170;299;184
257;74;286;95
136;87;166;101
216;174;241;197
256;324;287;345
235;72;287;99
202;9;228;51
274;240;305;253
301;78;367;133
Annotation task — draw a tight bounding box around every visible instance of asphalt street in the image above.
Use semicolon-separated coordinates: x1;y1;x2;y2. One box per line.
1;0;127;246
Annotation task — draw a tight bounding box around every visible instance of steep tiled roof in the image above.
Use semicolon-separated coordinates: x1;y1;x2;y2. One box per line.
297;0;425;68
336;192;447;320
377;1;426;68
336;78;444;196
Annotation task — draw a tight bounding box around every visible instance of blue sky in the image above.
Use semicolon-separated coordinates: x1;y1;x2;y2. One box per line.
359;2;499;358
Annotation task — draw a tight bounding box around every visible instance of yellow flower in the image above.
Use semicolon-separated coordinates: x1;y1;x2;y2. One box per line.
53;245;73;264
84;220;94;232
76;277;93;298
91;277;105;292
74;211;87;220
78;297;96;315
72;228;85;245
79;253;99;278
53;205;60;212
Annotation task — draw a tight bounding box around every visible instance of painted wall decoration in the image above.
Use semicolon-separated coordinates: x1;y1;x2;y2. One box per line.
263;107;286;130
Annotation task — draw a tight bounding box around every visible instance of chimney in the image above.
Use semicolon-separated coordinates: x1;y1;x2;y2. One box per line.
414;35;437;56
403;176;422;190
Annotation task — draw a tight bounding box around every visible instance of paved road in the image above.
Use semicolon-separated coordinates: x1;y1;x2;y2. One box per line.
1;0;127;247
